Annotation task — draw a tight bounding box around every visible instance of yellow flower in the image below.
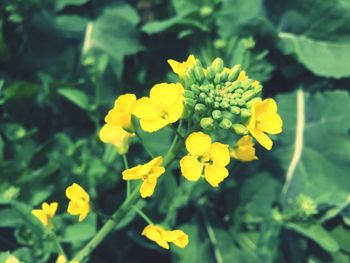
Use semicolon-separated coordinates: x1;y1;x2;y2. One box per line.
122;156;165;198
247;98;283;150
142;224;189;249
168;54;196;78
99;124;134;154
231;135;258;162
133;83;184;132
5;255;20;263
180;132;230;187
105;94;137;131
237;70;248;81
66;183;90;222
56;255;79;263
31;202;58;227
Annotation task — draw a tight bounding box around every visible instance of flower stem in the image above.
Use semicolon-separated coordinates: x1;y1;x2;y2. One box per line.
122;154;130;197
132;206;154;225
72;186;141;262
50;230;66;258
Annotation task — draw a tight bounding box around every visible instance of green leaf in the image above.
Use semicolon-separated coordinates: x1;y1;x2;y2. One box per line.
285;222;339;253
276;90;350;209
279;32;350;78
55;0;89;12
62;214;97;243
55;15;88;34
0;208;22;227
57;88;90;110
330;225;350;252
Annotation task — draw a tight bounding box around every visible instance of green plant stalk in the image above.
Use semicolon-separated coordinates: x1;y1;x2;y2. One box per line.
72;122;190;262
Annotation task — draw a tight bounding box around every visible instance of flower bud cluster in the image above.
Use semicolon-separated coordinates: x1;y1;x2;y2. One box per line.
182;58;262;134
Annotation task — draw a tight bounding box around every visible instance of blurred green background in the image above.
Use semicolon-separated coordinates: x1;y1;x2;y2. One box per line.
0;0;349;262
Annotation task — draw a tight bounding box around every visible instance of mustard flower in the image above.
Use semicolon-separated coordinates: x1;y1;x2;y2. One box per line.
168;54;196;78
180;132;230;187
105;93;137;131
237;70;248;81
122;156;165;198
133;83;184;132
31;202;58;227
56;255;79;263
99;123;134;154
142;224;189;249
247;98;283;150
66;183;90;222
5;255;20;263
231;135;258;162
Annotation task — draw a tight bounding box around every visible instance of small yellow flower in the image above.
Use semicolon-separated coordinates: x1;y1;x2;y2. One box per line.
32;202;58;227
231;135;258;162
99;124;134;154
122;156;165;198
66;183;90;222
180;132;230;187
133;83;184;132
5;255;20;263
105;94;137;131
56;255;79;263
142;224;189;249
237;70;248;81
247;98;283;150
168;54;196;78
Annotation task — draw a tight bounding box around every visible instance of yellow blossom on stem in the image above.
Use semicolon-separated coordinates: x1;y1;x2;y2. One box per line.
142;224;189;249
180;132;230;187
133;83;184;132
99;124;134;154
5;255;20;263
247;98;283;150
122;156;165;198
105;94;137;131
32;202;58;227
66;183;90;222
168;54;196;79
231;135;258;162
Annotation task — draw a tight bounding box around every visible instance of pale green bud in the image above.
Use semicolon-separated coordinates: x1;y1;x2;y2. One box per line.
184;98;196;108
210;58;224;74
195;103;207;114
214;102;220;108
246;97;262;108
227;66;241;81
185;69;196;87
212;110;222;119
235;88;244;94
220;101;230;109
236;98;245;106
240;109;251;118
206;67;215;80
214;73;221;84
184;90;195;99
205;97;214;105
219;118;232;129
230;106;240;115
199;92;207;101
190;84;200;94
200;117;214;130
231;124;248;135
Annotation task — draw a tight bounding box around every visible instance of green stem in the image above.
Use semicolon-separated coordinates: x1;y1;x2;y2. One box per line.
72;186;141;262
122;154;130;197
50;230;66;258
132;206;154;225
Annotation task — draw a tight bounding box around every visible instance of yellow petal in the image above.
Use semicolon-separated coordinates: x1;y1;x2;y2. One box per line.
237;70;248;81
49;202;58;217
66;183;90;202
168;54;195;78
137;156;163;176
166;97;184;123
180;155;203;181
140;180;157;198
139;117;168;132
133;97;159;120
150;83;184;110
209;142;230;167
251;128;273;150
5;255;20;263
142;225;169;249
122;165;143;180
32;209;48;226
67;202;81;215
147;167;166;182
56;255;67;263
185;132;212;156
99;124;133;154
105;94;136;129
204;165;229;187
165;230;189;248
231;135;258;162
256;114;283;134
254;98;277;121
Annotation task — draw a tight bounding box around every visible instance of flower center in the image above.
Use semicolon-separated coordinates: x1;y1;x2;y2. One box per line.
199;152;212;165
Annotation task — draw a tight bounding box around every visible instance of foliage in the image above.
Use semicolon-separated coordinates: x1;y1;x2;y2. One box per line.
0;0;349;262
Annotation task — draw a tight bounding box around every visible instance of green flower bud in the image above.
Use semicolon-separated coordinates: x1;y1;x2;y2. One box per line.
214;73;221;84
222;111;235;120
184;90;195;99
241;79;254;90
200;6;213;17
235;88;244;94
230;106;240;115
220;70;229;82
190;84;200;95
227;65;241;81
193;60;205;82
297;194;318;217
210;58;224;74
236;98;245;106
185;69;196;87
214;96;222;102
219;118;232;129
184;98;196;108
199;85;209;93
241;90;255;101
200;117;214;130
199;92;207;101
206;67;215;80
231;124;248;135
246;97;262;108
212;110;222;119
205;97;214;105
195;103;207;114
220;101;230;109
214;102;220;108
214;39;226;49
240;109;251;118
229;99;238;106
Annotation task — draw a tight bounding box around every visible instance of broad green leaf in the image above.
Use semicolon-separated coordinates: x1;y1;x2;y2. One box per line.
62;214;97;243
330;225;350;252
55;15;88;34
279;32;350;78
57;88;89;110
285;222;339;253
0;208;22;227
82;2;143;78
55;0;89;12
276;90;350;209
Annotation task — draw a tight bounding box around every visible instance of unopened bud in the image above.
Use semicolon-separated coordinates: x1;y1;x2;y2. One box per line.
231;124;248;135
205;97;213;105
200;117;214;130
240;109;251;118
246;97;262;108
212;110;222;120
210;58;224;74
206;67;215;80
184;90;195;99
227;66;241;81
190;84;200;94
184;98;196;108
219;118;232;129
195;103;207;114
230;106;240;115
